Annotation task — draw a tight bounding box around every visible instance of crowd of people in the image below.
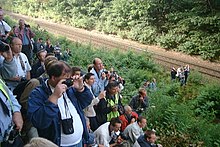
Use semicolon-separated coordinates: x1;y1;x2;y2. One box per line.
170;65;190;86
0;8;163;147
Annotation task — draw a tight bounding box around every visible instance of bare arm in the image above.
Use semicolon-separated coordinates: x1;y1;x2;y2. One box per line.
12;112;23;131
26;71;31;80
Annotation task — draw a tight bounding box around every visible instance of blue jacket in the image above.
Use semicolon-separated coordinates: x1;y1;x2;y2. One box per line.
27;80;93;146
137;135;158;147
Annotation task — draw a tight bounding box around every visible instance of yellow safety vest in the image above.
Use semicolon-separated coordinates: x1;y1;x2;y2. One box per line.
107;93;120;121
0;79;14;112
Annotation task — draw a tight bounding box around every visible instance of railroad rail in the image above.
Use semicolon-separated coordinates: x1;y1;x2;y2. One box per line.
7;12;220;79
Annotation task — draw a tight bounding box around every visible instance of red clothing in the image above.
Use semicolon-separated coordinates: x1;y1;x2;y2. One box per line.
119;112;138;131
14;27;35;43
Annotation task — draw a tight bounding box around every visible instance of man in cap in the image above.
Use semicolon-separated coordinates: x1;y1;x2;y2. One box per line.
30;46;47;78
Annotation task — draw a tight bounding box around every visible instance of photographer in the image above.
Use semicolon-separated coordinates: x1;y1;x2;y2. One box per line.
0;38;31;91
95;81;123;125
14;19;35;64
27;61;94;146
54;43;61;60
0;41;17;82
129;88;149;116
90;58;109;97
0;79;23;147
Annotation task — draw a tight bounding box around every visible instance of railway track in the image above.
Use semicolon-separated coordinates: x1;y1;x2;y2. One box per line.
7;12;220;79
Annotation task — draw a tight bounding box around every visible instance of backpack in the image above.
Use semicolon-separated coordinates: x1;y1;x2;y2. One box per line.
13;80;30;102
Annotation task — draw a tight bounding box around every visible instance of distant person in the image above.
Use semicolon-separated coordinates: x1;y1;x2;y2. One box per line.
129;88;149;116
14;19;35;64
62;48;71;62
31;47;47;78
45;38;54;54
148;78;157;91
34;55;58;79
54;43;61;60
184;64;190;84
142;80;150;90
34;37;44;54
170;67;177;81
176;66;185;86
90;58;109;97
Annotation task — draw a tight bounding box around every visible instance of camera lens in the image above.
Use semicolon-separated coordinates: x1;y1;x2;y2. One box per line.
62;78;74;87
0;42;9;52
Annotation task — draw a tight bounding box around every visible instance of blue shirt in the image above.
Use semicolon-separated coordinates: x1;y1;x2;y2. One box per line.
22;29;30;45
90;68;108;97
0;79;21;142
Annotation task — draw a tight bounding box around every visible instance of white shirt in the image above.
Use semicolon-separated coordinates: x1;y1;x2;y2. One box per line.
14;53;31;78
94;122;116;147
0;20;11;35
57;93;83;146
84;83;100;117
123;122;144;144
47;80;84;146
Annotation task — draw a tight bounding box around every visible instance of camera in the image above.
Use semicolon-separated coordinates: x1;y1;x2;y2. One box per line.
102;70;109;75
20;77;27;82
8;129;19;144
61;117;74;134
54;46;61;53
62;78;74;87
136;107;144;113
4;126;19;144
0;41;10;52
25;24;30;28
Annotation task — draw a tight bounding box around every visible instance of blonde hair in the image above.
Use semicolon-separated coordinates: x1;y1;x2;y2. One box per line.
24;137;58;147
44;56;58;72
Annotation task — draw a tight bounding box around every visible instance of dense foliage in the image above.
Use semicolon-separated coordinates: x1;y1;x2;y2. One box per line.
4;16;220;146
1;0;220;60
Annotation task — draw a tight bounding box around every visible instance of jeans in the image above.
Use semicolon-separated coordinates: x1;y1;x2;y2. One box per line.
61;139;82;147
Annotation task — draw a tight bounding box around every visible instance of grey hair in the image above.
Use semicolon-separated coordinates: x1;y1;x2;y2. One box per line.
24;137;58;147
124;105;132;112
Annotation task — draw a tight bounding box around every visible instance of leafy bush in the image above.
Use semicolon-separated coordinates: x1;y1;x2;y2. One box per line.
194;84;220;119
187;71;203;85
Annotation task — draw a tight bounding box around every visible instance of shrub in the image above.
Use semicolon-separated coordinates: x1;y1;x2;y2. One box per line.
194;84;220;119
